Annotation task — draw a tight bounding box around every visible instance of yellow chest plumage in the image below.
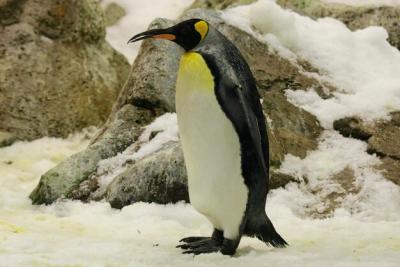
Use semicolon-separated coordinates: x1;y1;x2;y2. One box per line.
177;52;214;93
175;52;248;240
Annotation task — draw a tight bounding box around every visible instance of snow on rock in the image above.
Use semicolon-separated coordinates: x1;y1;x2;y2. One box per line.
222;0;400;128
277;131;400;220
96;113;179;189
102;0;195;62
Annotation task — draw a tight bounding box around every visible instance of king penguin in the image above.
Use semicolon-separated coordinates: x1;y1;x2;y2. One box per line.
128;18;287;255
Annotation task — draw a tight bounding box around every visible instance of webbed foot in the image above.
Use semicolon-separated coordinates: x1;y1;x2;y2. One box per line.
177;237;221;255
177;229;224;255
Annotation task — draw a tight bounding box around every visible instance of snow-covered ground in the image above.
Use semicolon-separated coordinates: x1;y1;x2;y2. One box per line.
1;135;399;266
1;0;400;266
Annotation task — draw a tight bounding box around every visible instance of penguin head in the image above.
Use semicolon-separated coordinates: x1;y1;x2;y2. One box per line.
128;19;209;51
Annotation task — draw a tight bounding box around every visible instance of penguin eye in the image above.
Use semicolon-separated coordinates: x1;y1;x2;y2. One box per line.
194;21;209;41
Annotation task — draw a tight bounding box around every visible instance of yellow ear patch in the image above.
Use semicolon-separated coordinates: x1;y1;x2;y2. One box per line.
194;21;209;40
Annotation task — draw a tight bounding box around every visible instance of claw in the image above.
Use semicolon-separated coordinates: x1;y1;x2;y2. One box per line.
177;238;211;249
182;245;220;255
179;236;209;243
177;236;221;255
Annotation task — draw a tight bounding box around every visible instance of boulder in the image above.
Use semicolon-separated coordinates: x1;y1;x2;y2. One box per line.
31;9;327;206
106;142;189;209
0;0;129;141
30;105;154;204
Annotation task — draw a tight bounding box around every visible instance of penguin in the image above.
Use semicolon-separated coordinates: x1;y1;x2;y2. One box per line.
128;18;287;255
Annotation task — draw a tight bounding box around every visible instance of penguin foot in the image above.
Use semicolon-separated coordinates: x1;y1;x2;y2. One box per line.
177;238;221;255
179;236;209;244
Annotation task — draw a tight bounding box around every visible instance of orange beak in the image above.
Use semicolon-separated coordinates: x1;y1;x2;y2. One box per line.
127;28;176;44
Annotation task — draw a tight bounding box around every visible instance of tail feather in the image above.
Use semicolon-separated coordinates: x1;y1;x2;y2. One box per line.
256;217;288;248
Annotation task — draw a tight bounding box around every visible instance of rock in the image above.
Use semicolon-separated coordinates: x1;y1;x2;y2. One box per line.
333;117;372;141
334;112;400;186
190;0;256;9
368;123;400;160
334;112;400;160
0;131;17;147
376;157;400;186
30;105;154;204
0;0;129;141
116;19;181;113
103;2;126;27
270;170;300;189
31;9;327;206
106;142;189;209
277;0;400;50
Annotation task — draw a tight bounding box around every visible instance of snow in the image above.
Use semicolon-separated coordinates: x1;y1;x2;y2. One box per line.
277;131;400;221
102;0;195;63
0;136;399;266
96;113;178;189
323;0;400;6
222;0;400;128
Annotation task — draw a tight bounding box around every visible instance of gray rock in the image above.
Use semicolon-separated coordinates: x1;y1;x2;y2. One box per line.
114;19;182;113
106;142;189;209
0;0;129;141
31;9;327;206
30;105;154;204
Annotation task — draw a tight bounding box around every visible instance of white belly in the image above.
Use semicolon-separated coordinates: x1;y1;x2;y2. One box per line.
176;52;248;239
